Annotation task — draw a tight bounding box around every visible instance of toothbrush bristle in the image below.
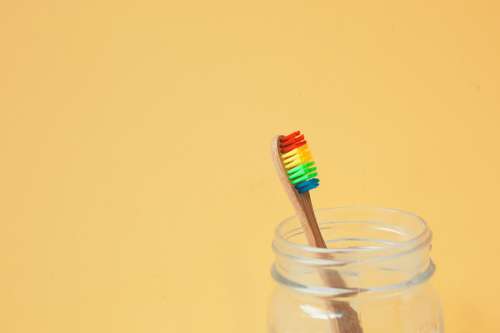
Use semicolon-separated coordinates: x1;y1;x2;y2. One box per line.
279;131;320;193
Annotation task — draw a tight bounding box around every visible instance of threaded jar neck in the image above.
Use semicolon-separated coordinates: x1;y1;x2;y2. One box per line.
272;206;434;297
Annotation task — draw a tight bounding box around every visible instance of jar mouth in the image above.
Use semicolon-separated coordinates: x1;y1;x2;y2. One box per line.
272;206;434;295
273;206;432;264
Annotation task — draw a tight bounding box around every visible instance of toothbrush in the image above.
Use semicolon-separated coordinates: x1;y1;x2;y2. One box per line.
272;131;363;333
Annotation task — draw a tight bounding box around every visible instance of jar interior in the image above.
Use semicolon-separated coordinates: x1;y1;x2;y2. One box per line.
277;206;429;256
272;206;434;294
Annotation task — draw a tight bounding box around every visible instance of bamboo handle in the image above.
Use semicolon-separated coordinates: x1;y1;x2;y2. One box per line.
271;136;363;333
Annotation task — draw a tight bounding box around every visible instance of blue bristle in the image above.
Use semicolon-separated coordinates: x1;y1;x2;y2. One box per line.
296;178;319;193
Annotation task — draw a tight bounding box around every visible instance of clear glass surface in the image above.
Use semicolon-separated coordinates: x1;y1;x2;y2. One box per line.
268;206;444;333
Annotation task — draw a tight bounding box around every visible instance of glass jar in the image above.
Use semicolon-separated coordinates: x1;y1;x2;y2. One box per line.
268;206;444;333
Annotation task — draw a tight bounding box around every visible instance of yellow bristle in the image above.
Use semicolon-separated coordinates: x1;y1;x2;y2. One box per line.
280;145;314;170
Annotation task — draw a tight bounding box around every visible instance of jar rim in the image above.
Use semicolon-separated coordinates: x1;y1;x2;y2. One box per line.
272;206;434;295
274;205;431;258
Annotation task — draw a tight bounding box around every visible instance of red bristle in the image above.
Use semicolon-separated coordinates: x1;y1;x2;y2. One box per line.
279;131;308;153
280;131;301;142
280;134;304;147
280;140;306;153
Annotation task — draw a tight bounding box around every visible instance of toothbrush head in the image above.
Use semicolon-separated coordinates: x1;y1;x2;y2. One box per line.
279;131;319;193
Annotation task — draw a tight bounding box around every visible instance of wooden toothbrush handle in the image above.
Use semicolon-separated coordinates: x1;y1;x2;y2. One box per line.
271;136;362;332
301;192;363;333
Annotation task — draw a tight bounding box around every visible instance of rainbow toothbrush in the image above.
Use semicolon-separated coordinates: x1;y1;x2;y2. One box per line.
272;131;363;333
271;130;326;247
280;131;320;193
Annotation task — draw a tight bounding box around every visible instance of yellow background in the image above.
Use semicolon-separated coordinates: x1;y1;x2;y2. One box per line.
1;1;499;332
